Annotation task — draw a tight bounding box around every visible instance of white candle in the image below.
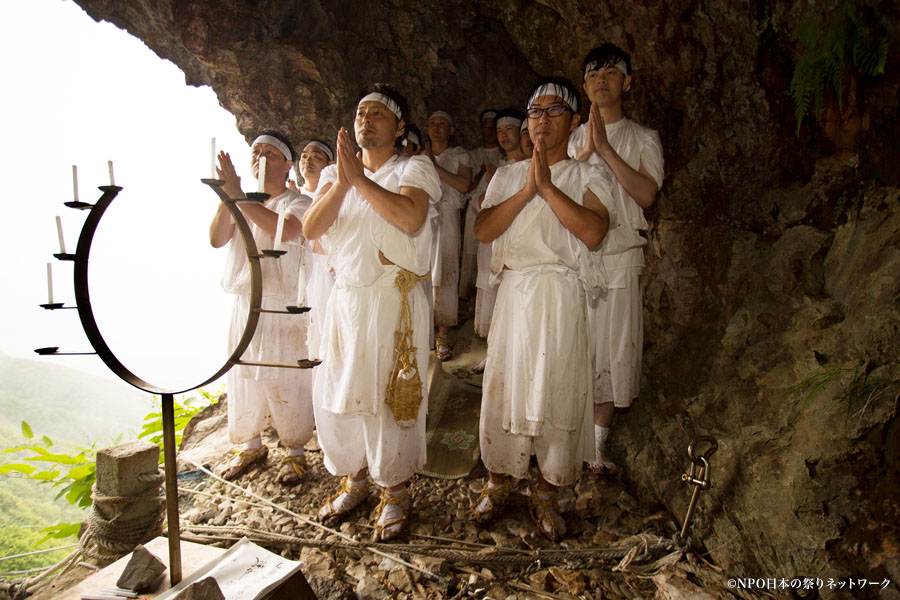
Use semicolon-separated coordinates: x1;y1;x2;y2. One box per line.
256;156;266;193
107;160;115;186
46;263;54;304
72;165;79;202
211;137;217;179
55;216;66;254
297;261;307;306
273;204;285;252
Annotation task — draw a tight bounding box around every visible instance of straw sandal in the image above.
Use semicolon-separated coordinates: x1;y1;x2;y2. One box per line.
221;445;268;480
435;336;453;362
470;478;513;525
371;487;411;542
276;454;307;485
529;486;565;542
587;457;619;477
317;477;370;527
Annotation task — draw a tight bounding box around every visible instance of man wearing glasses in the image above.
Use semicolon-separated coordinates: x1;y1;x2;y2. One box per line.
471;77;616;541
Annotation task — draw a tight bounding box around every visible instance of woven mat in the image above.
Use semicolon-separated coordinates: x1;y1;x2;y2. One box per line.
418;339;484;479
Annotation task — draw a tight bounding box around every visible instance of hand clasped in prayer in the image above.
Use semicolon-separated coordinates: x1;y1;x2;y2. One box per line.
216;150;243;199
336;127;365;187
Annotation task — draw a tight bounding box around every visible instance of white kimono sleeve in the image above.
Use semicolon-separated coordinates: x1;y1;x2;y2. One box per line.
640;128;665;190
399;155;442;204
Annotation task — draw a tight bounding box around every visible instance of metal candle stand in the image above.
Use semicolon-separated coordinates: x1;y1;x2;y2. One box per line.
36;180;320;585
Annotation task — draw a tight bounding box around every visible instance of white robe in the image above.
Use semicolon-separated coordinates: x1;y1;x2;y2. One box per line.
313;154;441;485
568;119;664;407
460;146;503;297
473;156;518;337
432;146;472;327
479;159;616;485
221;189;315;446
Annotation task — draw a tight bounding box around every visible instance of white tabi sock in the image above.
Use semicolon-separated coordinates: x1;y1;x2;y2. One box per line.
378;487;410;527
244;437;262;451
474;480;502;514
591;425;616;470
288;446;304;458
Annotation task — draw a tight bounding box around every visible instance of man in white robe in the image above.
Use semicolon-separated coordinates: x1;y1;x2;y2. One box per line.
303;84;441;542
472;108;527;373
472;78;616;540
208;131;315;486
292;140;334;364
425;111;473;361
460;109;503;299
569;43;664;475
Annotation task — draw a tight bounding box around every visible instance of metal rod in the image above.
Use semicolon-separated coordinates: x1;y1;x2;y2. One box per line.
161;393;182;585
680;464;705;539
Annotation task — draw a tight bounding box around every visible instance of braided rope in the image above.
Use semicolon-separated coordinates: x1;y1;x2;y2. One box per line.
79;474;166;563
385;269;428;427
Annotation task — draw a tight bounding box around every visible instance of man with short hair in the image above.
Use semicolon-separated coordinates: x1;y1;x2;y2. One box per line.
472;108;526;373
520;120;534;158
460;109;503;300
303;84;441;542
292;140;335;365
425;111;473;361
209;131;315;486
570;43;664;475
472;78;616;540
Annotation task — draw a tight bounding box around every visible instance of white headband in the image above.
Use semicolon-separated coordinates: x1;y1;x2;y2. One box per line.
406;132;420;147
481;110;498;122
497;116;523;129
584;59;629;80
359;92;402;120
429;111;453;126
527;83;579;113
520;120;529;132
304;141;333;161
252;135;292;162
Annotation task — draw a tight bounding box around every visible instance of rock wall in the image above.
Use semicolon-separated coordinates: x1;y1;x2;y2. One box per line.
72;0;900;586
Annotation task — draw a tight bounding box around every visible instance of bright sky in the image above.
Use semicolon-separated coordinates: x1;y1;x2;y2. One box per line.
0;0;256;391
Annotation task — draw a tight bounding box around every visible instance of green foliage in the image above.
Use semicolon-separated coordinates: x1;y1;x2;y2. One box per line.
789;0;887;134
0;422;97;545
138;386;222;462
792;361;896;423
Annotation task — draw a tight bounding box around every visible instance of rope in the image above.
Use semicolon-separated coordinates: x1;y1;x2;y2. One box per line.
79;475;166;563
384;269;428;427
177;523;683;570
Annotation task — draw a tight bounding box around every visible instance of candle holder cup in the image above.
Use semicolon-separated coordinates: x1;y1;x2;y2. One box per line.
64;201;94;210
261;249;287;258
39;303;65;310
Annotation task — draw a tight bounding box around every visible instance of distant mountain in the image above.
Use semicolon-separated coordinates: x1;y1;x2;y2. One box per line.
0;353;156;446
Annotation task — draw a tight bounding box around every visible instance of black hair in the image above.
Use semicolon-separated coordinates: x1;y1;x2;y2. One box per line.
255;129;296;162
479;108;499;122
356;83;410;129
526;76;581;114
303;138;334;160
494;108;527;126
582;43;633;78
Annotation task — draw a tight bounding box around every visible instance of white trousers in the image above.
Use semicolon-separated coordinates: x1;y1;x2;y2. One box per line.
434;205;460;327
588;267;642;408
227;371;315;449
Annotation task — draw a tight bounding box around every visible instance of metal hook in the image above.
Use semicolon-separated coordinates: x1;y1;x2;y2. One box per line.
679;436;718;541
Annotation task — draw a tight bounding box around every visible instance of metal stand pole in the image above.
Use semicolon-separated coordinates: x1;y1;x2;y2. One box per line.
161;393;182;586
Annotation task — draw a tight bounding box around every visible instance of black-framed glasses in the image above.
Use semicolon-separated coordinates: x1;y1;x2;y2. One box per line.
526;104;570;119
